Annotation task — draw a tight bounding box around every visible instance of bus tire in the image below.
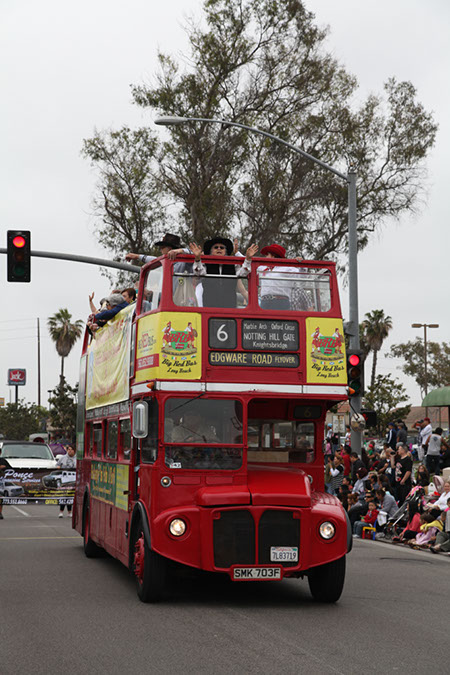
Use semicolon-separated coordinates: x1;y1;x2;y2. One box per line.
132;525;166;603
307;555;346;603
83;502;102;558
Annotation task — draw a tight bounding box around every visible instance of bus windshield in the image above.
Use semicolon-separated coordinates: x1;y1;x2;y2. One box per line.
164;398;243;444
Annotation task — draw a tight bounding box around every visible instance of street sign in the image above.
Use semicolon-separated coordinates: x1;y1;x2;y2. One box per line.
8;369;26;386
0;397;5;406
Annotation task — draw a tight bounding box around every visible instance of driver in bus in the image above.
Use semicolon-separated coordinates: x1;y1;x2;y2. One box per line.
171;412;219;444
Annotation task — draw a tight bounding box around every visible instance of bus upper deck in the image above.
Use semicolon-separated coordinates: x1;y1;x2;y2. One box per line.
125;254;347;395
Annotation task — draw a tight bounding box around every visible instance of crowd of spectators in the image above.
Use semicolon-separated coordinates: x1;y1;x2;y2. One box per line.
324;430;450;555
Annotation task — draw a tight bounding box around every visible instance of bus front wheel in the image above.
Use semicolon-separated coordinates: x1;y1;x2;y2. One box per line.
307;555;346;603
132;528;166;603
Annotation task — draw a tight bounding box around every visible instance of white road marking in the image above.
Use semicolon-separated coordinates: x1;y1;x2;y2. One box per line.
11;506;30;516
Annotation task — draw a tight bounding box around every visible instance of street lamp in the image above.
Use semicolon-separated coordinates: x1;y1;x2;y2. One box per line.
155;115;361;447
411;323;439;414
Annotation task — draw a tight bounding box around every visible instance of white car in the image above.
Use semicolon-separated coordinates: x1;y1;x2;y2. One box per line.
0;440;57;470
0;480;24;497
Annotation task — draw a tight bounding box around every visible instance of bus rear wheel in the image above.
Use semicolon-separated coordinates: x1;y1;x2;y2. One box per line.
83;503;103;558
132;529;166;603
307;555;346;603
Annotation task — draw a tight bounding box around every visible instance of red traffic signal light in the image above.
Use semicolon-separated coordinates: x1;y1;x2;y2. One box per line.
348;354;360;367
12;235;26;248
7;230;31;282
346;350;364;397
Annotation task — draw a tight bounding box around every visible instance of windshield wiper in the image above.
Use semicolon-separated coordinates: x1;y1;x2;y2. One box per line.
170;391;205;413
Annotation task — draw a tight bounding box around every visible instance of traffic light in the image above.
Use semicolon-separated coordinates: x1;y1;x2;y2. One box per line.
361;409;377;428
7;230;31;282
346;350;364;397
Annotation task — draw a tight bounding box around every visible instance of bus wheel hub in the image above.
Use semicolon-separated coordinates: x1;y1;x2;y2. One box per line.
134;535;145;583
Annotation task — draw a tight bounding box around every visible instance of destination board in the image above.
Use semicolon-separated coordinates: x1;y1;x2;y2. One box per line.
242;320;299;351
209;351;299;368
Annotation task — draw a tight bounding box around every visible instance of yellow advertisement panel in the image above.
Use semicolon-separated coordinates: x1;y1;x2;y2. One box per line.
91;462;129;511
86;305;133;410
305;318;346;384
135;312;202;382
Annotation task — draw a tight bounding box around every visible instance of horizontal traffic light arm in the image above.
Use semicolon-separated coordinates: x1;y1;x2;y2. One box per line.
1;248;138;273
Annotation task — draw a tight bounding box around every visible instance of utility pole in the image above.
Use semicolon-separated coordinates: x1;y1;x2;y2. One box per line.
37;317;41;407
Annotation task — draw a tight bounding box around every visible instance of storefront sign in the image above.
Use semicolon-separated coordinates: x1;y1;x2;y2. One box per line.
8;368;26;385
209;351;299;368
242;320;299;351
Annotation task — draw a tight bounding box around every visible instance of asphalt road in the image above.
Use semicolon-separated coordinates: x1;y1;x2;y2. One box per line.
1;504;449;675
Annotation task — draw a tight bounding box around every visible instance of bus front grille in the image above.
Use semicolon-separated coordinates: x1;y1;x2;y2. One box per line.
213;510;255;568
258;510;300;567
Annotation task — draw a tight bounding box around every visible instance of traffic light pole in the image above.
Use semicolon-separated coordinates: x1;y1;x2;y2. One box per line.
0;248;139;274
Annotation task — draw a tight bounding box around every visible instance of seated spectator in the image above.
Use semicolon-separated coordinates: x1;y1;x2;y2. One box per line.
375;488;398;520
347;493;367;527
368;471;380;492
392;501;422;542
430;480;450;510
353;500;379;538
408;511;443;548
88;293;128;332
430;503;450;553
415;463;430;488
338;484;350;510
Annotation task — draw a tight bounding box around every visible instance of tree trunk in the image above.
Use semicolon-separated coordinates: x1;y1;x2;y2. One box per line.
60;356;65;391
371;349;378;388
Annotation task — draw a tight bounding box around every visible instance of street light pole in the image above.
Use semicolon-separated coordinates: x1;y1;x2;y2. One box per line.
411;322;439;416
155;115;362;449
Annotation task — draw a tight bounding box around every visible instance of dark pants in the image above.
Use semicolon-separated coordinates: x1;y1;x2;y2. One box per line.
60;504;72;513
426;454;441;475
396;482;411;506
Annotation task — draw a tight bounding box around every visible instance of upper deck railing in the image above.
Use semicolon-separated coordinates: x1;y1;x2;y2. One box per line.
135;255;341;318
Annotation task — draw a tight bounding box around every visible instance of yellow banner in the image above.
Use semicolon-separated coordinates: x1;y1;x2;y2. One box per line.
305;318;346;384
135;312;202;382
86;305;134;409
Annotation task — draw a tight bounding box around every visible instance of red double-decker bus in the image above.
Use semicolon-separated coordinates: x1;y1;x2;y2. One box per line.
74;253;352;602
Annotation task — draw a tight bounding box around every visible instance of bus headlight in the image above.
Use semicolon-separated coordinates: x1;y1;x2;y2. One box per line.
169;518;186;537
319;521;335;540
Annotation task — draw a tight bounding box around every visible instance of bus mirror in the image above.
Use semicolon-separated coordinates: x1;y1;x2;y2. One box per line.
132;401;148;438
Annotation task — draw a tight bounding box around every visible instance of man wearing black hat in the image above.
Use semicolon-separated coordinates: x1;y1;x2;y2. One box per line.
125;233;192;273
190;238;258;308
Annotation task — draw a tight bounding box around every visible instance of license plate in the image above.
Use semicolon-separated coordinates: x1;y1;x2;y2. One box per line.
270;546;298;562
232;567;282;580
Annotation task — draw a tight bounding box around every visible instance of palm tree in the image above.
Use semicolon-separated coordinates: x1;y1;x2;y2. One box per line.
362;309;393;388
48;309;84;387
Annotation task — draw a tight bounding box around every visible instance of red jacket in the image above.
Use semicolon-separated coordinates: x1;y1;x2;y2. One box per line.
363;509;379;526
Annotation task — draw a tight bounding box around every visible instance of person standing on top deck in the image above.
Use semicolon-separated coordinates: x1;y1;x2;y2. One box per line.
125;233;192;273
258;244;308;311
190;238;258;308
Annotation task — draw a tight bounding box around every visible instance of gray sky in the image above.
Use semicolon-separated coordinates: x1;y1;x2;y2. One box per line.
1;0;448;410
